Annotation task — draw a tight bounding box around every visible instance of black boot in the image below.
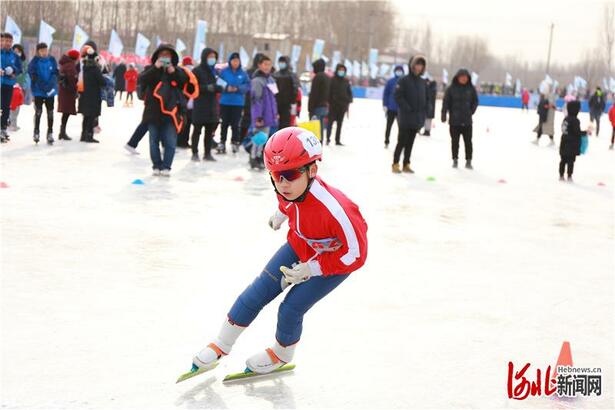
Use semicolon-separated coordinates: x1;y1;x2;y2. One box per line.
465;160;473;170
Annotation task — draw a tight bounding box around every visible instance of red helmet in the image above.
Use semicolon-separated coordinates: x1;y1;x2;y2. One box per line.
264;127;322;171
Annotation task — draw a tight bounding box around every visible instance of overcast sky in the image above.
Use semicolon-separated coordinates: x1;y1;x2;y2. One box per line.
392;0;612;67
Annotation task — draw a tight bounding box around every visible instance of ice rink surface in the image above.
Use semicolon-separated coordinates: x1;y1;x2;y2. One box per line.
1;97;614;409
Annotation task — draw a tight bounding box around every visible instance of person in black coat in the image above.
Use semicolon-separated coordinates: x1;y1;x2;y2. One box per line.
559;100;587;182
78;45;105;143
273;55;299;129
392;55;427;173
113;61;127;99
421;77;437;136
307;58;330;140
588;87;606;136
441;68;479;169
327;63;353;145
190;47;222;160
139;43;188;175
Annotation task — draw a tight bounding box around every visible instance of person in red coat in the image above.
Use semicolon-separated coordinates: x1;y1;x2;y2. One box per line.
521;88;530;111
57;49;80;140
123;63;138;106
608;103;615;150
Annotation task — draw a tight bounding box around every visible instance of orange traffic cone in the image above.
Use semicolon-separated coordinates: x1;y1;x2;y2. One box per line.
553;341;573;377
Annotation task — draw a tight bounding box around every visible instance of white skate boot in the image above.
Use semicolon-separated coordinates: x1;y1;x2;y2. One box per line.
192;319;245;370
245;341;296;374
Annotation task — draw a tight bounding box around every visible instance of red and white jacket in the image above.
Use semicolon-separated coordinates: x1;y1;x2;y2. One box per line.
277;176;368;276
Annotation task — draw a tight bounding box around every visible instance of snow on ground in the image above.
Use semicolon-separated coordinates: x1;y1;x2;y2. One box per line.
1;97;613;409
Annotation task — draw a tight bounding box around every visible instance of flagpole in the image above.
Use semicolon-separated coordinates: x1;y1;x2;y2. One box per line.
545;22;554;75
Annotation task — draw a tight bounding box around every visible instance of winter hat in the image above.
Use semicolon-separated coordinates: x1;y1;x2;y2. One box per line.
83;40;98;52
81;44;97;59
12;44;25;60
200;47;218;66
152;43;179;66
566;100;581;117
182;56;194;66
67;49;81;60
36;42;48;51
312;58;326;73
228;52;240;63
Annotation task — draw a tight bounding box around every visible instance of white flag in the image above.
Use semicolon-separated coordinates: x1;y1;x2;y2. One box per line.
192;20;207;62
239;47;250;68
4;16;22;45
505;72;512;87
311;39;325;61
108;29;123;57
609;77;615;92
218;42;224;62
305;54;311;72
471;71;479;86
379;63;391;78
331;51;341;69
353;60;361;78
38;20;56;47
175;38;187;54
72;25;88;50
344;59;353;76
361;61;369;77
275;50;282;70
135;33;150;58
370;64;378;79
291;45;302;65
368;48;379;66
153;35;162;48
442;68;449;84
515;79;522;95
252;47;258;58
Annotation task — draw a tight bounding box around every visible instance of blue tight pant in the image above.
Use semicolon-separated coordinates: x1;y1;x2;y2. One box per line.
228;242;348;346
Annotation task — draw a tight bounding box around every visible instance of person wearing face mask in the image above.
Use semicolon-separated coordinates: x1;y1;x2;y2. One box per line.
219;52;249;153
191;48;222;160
250;55;278;139
392;55;428;173
57;49;81;141
0;32;22;143
273;55;300;129
138;43;191;175
382;65;404;149
326;63;353;146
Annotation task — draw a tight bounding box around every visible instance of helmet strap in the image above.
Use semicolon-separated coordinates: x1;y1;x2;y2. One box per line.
269;176;315;203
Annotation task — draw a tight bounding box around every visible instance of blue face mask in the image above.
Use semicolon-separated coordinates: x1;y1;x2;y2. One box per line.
278;62;287;70
336;70;346;78
395;70;403;77
207;57;216;66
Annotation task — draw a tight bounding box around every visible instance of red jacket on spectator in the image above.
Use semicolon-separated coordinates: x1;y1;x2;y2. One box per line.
124;68;138;93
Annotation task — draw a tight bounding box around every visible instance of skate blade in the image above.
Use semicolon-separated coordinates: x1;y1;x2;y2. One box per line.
222;363;295;383
176;361;218;383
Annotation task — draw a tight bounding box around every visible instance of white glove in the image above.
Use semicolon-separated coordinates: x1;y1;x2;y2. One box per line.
5;66;14;76
268;210;288;231
280;262;321;285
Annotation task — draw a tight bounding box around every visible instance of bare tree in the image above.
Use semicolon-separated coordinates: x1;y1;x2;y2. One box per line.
603;2;614;78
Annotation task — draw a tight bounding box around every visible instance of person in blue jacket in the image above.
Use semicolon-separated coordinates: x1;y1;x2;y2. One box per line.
218;52;249;153
382;65;404;149
28;42;59;144
0;32;23;142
